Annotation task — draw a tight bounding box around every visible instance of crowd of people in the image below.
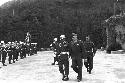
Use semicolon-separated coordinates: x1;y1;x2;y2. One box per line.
50;33;97;82
0;41;37;67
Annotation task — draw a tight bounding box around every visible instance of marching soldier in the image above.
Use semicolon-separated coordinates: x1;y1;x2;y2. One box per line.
1;41;7;66
69;33;84;82
20;42;24;59
50;38;60;65
83;36;96;74
7;42;13;64
11;43;16;63
58;35;69;81
15;42;20;61
0;43;2;62
21;43;27;58
34;43;37;54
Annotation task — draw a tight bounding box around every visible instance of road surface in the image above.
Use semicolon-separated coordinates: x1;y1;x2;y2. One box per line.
0;50;125;83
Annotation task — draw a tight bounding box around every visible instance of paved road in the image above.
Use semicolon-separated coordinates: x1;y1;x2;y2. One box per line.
0;51;125;83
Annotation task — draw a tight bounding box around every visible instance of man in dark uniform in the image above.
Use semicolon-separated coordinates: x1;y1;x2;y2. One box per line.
83;36;96;74
15;43;20;61
0;43;1;68
7;42;13;64
58;35;69;81
69;33;84;82
1;42;7;66
11;43;16;63
50;38;60;65
22;43;27;58
34;43;37;54
20;42;24;59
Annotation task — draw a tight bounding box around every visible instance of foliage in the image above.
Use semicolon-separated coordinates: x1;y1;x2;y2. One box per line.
0;0;125;47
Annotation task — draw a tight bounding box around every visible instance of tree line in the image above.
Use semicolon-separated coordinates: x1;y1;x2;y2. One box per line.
0;0;125;48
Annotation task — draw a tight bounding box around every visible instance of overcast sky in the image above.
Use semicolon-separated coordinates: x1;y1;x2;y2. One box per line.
0;0;13;6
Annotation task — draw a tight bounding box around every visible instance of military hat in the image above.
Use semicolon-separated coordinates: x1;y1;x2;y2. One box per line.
54;38;58;41
8;42;11;44
1;41;4;43
60;35;66;38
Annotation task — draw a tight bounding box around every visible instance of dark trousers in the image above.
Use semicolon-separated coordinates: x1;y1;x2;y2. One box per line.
12;53;16;62
84;52;93;72
71;57;83;80
8;52;12;63
20;51;23;59
15;51;19;60
22;51;26;58
58;58;69;76
0;53;1;61
53;55;59;63
2;52;7;64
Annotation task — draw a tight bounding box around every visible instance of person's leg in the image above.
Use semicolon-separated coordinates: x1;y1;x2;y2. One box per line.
63;59;69;81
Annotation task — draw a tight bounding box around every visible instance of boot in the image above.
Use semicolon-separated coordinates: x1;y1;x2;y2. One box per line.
63;75;69;81
9;62;12;64
3;64;7;66
89;71;91;74
61;73;65;80
13;60;15;63
51;63;55;65
77;79;82;82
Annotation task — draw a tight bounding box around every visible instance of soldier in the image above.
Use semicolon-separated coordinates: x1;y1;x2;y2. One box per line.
50;38;60;65
7;42;13;64
20;42;24;59
1;41;7;66
11;43;16;63
34;43;37;54
0;43;2;62
69;33;84;82
15;42;20;61
21;43;27;58
58;35;70;81
26;43;31;56
83;36;96;74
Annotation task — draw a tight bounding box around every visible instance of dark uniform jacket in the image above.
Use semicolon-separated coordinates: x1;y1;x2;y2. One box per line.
83;41;96;57
69;40;84;59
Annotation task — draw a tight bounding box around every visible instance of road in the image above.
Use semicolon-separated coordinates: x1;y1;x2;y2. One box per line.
0;50;125;83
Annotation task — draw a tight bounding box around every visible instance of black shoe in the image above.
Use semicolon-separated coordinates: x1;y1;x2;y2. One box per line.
62;75;65;80
9;62;12;64
77;79;81;82
63;76;69;81
13;61;15;63
51;63;55;65
89;71;91;74
3;64;7;66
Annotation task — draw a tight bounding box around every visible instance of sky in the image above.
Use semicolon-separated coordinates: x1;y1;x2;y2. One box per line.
0;0;13;6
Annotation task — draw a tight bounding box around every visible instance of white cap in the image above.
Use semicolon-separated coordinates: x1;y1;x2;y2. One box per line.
60;35;65;38
1;41;4;43
54;38;57;41
8;42;11;44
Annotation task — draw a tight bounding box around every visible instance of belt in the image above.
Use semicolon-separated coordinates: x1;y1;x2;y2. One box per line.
60;52;69;54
